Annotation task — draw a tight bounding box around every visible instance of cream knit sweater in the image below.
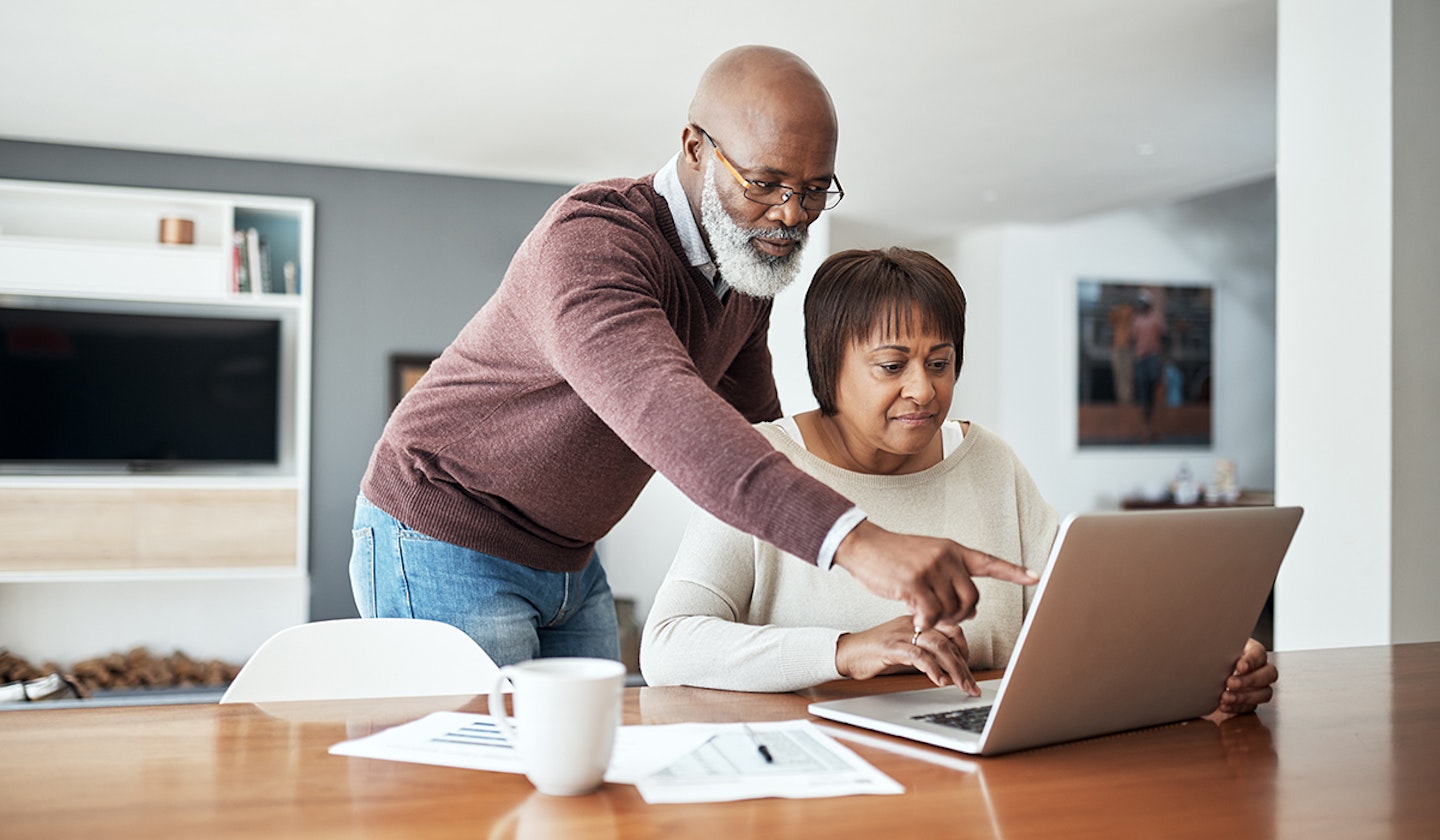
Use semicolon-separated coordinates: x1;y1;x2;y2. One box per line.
641;420;1058;692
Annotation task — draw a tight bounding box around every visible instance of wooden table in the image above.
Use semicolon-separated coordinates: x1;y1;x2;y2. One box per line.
3;643;1438;839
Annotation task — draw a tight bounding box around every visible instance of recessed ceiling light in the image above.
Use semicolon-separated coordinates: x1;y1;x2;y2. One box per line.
1135;143;1158;157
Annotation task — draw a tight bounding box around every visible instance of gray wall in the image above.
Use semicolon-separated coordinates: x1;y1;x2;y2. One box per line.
0;139;571;620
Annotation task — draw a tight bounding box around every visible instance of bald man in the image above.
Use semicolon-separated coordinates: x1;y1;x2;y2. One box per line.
352;45;1036;667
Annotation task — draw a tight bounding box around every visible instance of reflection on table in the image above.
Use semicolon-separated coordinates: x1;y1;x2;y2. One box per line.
1;643;1437;838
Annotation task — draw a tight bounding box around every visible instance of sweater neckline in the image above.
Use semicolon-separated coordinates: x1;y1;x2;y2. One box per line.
639;173;735;316
759;419;983;488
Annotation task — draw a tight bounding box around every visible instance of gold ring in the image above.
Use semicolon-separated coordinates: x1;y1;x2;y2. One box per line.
911;629;922;646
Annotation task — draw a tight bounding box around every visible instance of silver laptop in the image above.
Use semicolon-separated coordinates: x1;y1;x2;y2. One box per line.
809;506;1303;756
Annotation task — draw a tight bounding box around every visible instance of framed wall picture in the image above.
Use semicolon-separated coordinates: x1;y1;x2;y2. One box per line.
1076;279;1213;448
389;352;439;408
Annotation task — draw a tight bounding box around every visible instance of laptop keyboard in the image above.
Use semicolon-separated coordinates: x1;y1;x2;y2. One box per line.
912;705;994;733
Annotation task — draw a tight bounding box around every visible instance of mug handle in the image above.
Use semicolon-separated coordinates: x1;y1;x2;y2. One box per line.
489;667;517;743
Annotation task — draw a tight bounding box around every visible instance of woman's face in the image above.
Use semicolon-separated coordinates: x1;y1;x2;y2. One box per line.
829;309;957;473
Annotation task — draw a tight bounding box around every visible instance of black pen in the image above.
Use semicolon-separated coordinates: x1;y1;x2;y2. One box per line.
742;723;774;763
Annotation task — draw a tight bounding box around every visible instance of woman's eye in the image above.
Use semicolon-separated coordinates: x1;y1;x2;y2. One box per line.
928;359;952;371
878;363;905;373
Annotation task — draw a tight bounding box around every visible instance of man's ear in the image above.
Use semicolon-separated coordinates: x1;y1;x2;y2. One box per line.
680;124;707;171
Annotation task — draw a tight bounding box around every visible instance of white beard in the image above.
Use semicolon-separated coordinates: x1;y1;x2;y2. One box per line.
700;161;808;299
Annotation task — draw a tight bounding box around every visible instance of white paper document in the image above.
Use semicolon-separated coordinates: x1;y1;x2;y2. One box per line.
634;719;904;804
328;711;710;784
329;713;901;803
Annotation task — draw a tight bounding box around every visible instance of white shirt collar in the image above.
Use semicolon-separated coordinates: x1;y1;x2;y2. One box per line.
654;154;721;288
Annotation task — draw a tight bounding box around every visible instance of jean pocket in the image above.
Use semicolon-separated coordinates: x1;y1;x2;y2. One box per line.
349;526;376;617
396;522;441;541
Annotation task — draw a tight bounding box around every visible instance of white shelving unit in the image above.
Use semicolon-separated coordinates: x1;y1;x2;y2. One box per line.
0;178;314;663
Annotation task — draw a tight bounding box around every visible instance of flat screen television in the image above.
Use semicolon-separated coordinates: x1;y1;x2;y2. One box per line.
0;302;282;470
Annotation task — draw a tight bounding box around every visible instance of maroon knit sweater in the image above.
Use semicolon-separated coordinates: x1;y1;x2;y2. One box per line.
361;176;853;573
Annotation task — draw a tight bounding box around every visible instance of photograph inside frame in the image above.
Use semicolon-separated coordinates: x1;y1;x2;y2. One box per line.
1076;279;1213;448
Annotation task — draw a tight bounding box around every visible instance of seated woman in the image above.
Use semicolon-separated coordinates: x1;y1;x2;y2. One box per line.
641;247;1274;716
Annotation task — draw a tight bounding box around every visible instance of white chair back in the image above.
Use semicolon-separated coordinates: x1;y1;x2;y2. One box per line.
220;618;500;704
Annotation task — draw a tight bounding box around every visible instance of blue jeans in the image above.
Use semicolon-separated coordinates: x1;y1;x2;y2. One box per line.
349;495;620;668
1135;354;1163;418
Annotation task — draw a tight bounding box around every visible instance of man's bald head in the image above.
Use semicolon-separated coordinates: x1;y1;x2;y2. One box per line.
677;46;840;300
687;45;837;154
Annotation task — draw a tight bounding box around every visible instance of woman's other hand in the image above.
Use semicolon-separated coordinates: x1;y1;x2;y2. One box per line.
835;615;978;695
1211;637;1278;717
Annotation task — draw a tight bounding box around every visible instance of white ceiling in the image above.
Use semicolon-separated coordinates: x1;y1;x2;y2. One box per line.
0;0;1276;241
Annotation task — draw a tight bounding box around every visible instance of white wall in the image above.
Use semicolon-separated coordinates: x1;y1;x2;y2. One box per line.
1274;0;1440;650
949;181;1277;520
1273;0;1392;651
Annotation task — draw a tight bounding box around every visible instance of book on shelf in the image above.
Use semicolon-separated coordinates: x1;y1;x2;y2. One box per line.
245;228;266;295
230;227;300;295
232;229;250;293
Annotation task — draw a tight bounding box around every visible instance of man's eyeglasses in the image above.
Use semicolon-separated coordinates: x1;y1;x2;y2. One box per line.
696;126;844;213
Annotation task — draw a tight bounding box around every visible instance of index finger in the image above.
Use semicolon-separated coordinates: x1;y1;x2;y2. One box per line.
962;549;1039;586
931;634;979;696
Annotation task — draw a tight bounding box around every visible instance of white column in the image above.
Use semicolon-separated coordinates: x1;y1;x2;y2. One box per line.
1274;0;1440;649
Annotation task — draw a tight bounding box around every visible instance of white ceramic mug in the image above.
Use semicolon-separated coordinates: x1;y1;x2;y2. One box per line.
488;657;626;796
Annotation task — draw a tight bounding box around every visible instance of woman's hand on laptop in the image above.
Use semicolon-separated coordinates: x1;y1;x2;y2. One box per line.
1212;637;1278;717
834;520;1040;630
835;615;980;695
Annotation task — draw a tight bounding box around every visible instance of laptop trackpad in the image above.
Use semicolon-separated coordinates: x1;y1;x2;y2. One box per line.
808;679;1002;751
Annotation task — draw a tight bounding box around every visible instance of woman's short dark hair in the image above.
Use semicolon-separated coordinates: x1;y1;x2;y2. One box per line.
804;247;967;416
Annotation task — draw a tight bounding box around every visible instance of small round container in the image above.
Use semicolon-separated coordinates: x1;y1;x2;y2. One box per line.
158;217;195;245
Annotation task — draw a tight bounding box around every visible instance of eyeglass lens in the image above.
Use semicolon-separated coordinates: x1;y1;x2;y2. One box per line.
744;184;842;212
698;125;842;211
